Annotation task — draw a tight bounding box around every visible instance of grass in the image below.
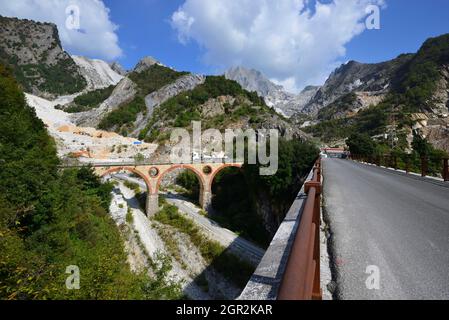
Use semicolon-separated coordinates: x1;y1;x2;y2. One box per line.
152;223;187;270
124;180;141;194
153;204;255;288
126;207;133;224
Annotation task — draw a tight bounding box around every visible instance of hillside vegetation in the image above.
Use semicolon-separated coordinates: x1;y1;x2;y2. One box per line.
177;139;319;246
0;16;87;96
139;75;278;142
0;64;181;300
99;65;188;134
153;202;255;288
346;132;448;177
305;34;449;151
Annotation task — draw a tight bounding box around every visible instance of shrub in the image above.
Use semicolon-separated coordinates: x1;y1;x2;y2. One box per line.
72;85;116;110
153;204;255;287
346;133;377;157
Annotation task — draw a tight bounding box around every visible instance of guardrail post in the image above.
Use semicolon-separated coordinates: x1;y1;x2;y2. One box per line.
405;155;410;174
443;158;449;182
393;155;397;170
421;156;428;177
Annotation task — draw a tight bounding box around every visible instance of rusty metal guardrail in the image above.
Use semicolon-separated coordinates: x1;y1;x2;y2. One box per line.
351;154;449;182
277;158;322;300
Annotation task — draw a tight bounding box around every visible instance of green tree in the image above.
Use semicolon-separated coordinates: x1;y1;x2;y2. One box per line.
0;63;181;300
411;132;431;157
346;133;377;157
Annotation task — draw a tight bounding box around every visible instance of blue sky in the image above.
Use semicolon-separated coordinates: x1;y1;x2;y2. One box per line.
105;0;449;69
345;0;449;63
1;0;448;92
105;0;449;90
103;0;203;73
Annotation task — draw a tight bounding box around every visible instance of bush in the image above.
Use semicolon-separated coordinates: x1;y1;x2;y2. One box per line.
346;133;377;157
71;85;116;111
99;96;146;130
124;180;141;194
153;204;255;287
126;208;133;224
176;171;200;201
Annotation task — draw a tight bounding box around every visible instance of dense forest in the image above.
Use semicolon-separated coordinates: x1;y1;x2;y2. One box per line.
0;64;181;299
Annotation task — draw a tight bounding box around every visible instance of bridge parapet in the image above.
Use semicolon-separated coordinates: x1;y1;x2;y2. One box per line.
239;159;322;300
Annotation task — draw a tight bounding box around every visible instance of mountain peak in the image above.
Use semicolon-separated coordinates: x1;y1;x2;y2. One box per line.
109;61;127;76
71;55;123;90
0;15;86;98
225;66;321;117
133;56;161;73
225;66;283;95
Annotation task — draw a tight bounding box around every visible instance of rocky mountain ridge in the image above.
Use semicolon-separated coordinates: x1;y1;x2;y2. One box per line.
0;15;87;98
302;33;449;153
299;54;414;116
225;66;320;117
133;56;163;73
72;55;123;90
109;61;127;76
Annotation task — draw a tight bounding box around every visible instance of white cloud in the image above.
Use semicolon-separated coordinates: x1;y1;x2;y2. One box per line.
171;0;385;92
0;0;122;60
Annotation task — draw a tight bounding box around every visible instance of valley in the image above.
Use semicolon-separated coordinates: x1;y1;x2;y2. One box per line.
0;15;318;300
1;11;448;302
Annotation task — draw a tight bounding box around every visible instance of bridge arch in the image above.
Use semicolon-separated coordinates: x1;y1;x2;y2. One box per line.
100;166;152;194
156;164;207;192
209;163;243;191
155;164;211;210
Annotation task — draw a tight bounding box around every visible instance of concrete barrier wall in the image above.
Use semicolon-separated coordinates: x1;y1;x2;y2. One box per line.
238;168;315;300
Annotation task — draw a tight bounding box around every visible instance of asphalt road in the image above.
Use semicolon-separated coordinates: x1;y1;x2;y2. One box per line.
323;158;449;300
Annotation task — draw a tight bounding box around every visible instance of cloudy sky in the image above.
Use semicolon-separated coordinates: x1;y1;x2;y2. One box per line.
1;0;448;93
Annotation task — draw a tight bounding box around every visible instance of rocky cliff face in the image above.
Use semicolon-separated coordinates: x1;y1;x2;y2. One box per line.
71;76;137;127
109;61;127;76
132;73;206;135
0;15;86;98
301;54;414;116
301;34;449;153
277;85;321;117
225;66;319;117
417;64;449;152
72;55;123;90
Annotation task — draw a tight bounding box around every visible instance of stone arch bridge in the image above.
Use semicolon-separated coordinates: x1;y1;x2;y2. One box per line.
89;161;243;216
